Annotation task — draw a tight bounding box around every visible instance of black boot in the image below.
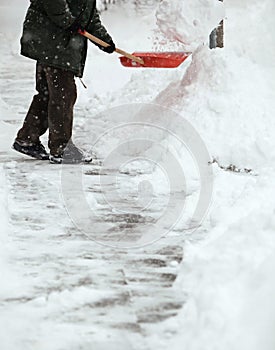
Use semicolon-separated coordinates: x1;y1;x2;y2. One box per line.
49;142;92;164
13;140;49;160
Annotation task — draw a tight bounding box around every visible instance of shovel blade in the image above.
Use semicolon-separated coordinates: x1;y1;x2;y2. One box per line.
119;52;191;68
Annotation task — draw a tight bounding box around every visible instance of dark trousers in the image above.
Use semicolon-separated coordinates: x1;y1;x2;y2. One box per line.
16;63;77;155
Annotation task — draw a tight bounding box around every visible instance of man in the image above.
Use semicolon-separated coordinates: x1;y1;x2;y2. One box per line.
13;0;115;163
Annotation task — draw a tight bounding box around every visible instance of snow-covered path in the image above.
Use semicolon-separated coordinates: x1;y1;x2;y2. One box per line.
0;29;186;350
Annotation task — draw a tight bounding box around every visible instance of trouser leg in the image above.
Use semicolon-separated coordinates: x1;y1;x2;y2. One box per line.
16;63;49;144
44;66;77;156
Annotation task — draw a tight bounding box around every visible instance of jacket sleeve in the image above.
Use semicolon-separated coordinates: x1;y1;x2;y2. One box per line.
86;9;113;44
43;0;76;29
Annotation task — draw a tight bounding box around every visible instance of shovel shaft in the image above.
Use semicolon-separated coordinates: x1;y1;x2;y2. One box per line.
79;30;144;65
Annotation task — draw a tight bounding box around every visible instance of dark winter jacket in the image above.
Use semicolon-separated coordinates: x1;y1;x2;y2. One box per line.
21;0;113;77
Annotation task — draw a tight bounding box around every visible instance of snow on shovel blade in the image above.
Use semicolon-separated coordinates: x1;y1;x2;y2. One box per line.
119;52;191;68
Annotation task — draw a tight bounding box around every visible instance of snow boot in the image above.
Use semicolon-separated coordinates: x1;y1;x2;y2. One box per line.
49;143;92;164
12;140;49;160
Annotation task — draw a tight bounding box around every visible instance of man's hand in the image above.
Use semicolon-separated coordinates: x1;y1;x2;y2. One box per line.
101;40;116;54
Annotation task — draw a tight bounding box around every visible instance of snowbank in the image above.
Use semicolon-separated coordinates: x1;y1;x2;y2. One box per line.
155;45;275;169
226;0;275;67
149;0;275;349
156;0;225;51
154;0;275;169
158;171;275;350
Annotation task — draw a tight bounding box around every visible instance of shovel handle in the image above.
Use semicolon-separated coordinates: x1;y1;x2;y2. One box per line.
79;30;144;65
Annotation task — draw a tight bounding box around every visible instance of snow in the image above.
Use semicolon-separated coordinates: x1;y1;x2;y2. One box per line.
154;45;275;169
156;0;225;51
0;163;10;278
1;0;275;349
146;0;275;349
149;169;275;350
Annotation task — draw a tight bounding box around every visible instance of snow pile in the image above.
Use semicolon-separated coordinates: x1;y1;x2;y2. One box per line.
147;0;275;349
156;0;225;50
157;170;275;350
153;0;275;169
155;45;275;169
227;0;275;66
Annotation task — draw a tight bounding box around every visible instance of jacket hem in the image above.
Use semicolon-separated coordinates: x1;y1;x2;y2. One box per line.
20;51;84;78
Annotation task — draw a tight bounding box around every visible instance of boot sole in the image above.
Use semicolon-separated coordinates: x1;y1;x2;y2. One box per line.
49;156;93;164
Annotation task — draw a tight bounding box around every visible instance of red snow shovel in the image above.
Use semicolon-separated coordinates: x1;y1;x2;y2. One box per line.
79;30;191;68
119;52;191;68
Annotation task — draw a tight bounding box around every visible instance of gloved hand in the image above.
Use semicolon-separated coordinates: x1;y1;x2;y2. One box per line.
101;40;116;54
